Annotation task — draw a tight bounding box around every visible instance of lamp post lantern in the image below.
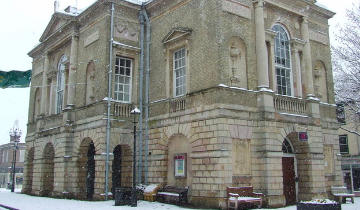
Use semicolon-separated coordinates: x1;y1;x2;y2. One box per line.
130;107;140;207
9;127;22;193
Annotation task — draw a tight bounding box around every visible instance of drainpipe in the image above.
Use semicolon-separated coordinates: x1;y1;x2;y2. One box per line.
138;8;145;184
105;2;114;201
142;5;150;185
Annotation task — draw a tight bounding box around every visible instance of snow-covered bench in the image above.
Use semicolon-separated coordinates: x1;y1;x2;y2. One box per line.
227;186;264;210
143;184;160;202
331;186;355;204
156;186;188;205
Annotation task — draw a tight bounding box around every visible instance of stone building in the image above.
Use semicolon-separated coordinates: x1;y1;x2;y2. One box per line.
0;143;26;189
24;0;342;208
336;104;360;194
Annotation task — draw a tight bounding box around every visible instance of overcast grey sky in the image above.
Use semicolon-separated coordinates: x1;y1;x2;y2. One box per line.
0;0;357;145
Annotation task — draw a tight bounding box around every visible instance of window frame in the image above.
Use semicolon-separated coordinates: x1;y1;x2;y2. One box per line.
273;24;293;96
173;48;187;97
55;55;67;114
114;56;133;103
339;135;349;154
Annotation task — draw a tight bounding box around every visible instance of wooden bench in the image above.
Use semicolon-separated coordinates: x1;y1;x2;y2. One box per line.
227;186;264;210
156;186;188;205
331;186;355;204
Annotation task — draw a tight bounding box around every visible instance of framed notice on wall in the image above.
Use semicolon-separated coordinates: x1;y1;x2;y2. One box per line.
174;153;186;177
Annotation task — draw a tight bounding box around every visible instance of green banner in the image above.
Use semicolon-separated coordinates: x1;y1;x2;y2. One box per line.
0;70;32;88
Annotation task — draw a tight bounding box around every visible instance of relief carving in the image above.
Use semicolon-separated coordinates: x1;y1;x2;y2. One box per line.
114;24;138;42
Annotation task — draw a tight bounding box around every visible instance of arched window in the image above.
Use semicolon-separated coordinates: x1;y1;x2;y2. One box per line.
56;55;67;114
273;24;292;96
282;139;294;154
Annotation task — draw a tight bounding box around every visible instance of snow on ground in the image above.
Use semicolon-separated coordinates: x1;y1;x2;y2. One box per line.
0;188;359;210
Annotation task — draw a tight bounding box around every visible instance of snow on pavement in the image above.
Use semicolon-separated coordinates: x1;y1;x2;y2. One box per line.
0;188;212;210
0;188;359;210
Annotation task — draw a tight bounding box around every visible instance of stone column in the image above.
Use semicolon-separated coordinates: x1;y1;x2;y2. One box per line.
301;17;314;97
67;35;78;109
254;0;269;89
40;54;49;115
254;1;274;113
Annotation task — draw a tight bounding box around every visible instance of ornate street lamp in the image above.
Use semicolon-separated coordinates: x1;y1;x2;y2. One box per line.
9;127;22;193
130;107;140;207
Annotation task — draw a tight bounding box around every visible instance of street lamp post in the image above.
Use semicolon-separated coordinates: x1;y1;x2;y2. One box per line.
9;127;21;193
130;107;140;207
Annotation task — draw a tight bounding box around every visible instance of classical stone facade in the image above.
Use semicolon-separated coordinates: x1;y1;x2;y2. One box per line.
24;0;342;208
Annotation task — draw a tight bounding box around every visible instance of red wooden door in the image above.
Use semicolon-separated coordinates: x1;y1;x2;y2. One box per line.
282;157;296;205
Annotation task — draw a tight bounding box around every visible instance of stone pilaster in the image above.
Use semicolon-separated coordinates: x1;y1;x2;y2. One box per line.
253;122;285;207
293;48;303;98
40;54;49;115
67;35;78;109
94;154;106;199
269;40;276;91
301;17;314;97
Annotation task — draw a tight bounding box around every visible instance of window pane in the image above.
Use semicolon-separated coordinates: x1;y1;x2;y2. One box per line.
114;57;132;102
173;48;186;96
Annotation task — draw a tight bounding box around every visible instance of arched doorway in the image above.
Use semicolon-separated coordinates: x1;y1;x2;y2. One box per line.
86;142;95;200
41;143;55;196
282;138;297;205
24;147;34;194
112;145;122;195
77;139;96;200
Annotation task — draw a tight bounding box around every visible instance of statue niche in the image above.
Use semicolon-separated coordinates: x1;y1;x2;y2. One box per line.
85;61;96;105
229;37;247;88
313;60;328;103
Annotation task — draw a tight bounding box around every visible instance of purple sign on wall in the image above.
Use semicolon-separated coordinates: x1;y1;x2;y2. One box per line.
298;132;308;141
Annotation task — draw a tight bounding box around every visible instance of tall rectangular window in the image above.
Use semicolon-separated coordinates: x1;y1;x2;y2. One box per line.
114;57;132;103
273;24;292;96
339;135;349;154
173;48;186;97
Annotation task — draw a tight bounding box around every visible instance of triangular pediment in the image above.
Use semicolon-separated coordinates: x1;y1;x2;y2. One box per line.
40;13;76;42
162;27;192;44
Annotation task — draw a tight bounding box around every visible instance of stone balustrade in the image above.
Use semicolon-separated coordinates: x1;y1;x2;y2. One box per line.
274;94;308;115
170;97;186;113
113;102;133;117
